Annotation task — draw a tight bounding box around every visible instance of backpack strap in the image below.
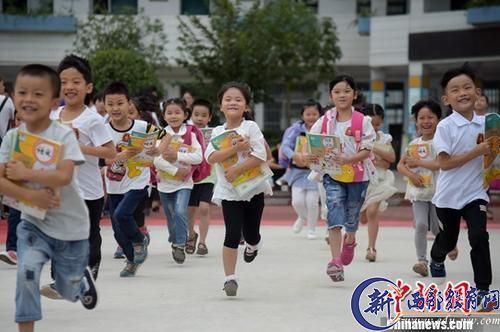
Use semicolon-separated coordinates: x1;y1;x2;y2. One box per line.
320;111;330;134
183;124;193;145
351;110;364;146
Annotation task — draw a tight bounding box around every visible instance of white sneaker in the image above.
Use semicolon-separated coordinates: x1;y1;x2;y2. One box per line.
307;231;317;240
292;218;304;233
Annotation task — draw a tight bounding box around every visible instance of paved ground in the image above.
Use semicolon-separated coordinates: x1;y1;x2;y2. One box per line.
1;221;499;332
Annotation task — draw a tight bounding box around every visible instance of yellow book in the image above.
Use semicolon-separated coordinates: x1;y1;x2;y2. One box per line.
407;143;433;187
2;130;62;219
126;130;158;168
158;141;193;182
484;113;500;186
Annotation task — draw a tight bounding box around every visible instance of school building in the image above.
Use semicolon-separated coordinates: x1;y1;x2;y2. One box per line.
1;0;500;151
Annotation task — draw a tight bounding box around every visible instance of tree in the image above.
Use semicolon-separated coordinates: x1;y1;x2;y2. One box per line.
177;0;341;127
72;11;167;96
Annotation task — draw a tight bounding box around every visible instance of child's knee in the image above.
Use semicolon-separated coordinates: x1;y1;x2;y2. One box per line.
468;229;489;247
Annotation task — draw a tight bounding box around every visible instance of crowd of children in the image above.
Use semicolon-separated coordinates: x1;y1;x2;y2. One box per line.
0;58;498;330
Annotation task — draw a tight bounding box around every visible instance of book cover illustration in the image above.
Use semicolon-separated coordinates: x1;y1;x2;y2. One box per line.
2;130;62;219
406;143;434;187
306;133;342;176
126;130;158;168
484;113;500;185
201;128;213;146
157;140;193;182
210;130;272;196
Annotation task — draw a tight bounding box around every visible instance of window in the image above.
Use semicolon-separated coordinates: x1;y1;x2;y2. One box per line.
181;0;210;15
386;0;407;15
93;0;138;14
356;0;371;16
450;0;469;11
483;84;500;114
3;0;53;15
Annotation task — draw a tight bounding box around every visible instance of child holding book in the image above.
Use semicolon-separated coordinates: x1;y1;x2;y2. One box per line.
187;98;215;255
280;99;322;239
154;98;202;264
0;64;98;332
104;82;169;277
309;75;376;282
359;104;397;262
206;82;272;296
429;64;494;311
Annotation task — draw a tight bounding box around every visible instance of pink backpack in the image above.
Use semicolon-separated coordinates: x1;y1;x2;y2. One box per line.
320;108;366;182
183;124;212;182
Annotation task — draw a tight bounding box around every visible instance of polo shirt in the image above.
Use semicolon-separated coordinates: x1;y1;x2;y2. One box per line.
432;111;488;209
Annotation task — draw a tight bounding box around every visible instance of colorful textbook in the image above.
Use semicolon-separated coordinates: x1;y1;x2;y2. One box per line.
127;130;158;168
201;128;213;146
407;142;434;187
306;133;342;175
211;130;272;196
484;113;500;186
157;140;193;182
2;130;62;219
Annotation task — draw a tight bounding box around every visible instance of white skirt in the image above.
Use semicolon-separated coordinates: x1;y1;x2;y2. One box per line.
361;169;398;212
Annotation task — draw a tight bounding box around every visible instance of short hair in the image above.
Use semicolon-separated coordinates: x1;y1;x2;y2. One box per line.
192;98;213;116
16;64;61;99
480;92;489;104
57;54;92;83
440;63;476;90
92;91;104;104
329;74;357;93
301;99;323;117
411;99;442;119
362;103;385;120
103;82;130;101
217;81;253;120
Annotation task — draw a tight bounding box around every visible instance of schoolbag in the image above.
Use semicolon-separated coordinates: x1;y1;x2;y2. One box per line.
278;121;304;168
183;124;211;182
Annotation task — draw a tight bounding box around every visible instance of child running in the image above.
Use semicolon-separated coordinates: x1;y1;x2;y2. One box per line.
397;100;449;277
205;82;272;296
429;64;495;311
154;98;203;264
104;82;169;277
309;75;376;282
0;64;97;332
187;98;215;255
359;104;397;262
280;99;322;239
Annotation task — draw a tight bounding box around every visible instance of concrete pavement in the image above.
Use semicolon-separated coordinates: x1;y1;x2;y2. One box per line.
1;223;499;332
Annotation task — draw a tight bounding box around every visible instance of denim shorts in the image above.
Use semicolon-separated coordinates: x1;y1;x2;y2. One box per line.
15;221;88;323
323;175;369;233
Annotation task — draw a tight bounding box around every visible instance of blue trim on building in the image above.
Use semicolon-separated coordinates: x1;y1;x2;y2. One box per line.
0;15;76;33
358;17;370;36
467;5;500;26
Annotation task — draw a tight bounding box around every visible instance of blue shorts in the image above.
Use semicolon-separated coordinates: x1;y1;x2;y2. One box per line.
15;221;88;323
323;175;368;233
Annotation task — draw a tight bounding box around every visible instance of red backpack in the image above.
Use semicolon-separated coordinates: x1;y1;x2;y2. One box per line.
183;124;212;182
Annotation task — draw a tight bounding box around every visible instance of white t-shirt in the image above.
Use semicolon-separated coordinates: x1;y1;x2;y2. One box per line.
432;111;489;209
0;96;15;139
51;107;113;200
154;124;203;193
205;120;272;204
104;119;157;194
310;109;376;182
0;121;89;241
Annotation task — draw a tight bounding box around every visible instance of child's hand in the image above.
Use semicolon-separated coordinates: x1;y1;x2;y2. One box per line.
332;153;351;165
5;161;28;181
162;147;177;162
224;166;240;183
475;141;491;156
30;188;60;209
145;146;161;157
405;157;421;168
233;137;251;153
409;173;424;187
175;167;190;179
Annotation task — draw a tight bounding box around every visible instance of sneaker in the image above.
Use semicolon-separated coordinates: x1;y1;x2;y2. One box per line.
365;247;377;262
447;247;458;261
412;261;429;277
292;218;304;234
223;279;238;297
172;245;186;264
40;283;63;300
80;267;98;310
326;259;344;282
120;260;140;277
243;241;262;263
139;226;151;243
429;260;446;278
113;246;125;259
0;250;17;265
340;235;357;265
307;231;317;240
196;243;208;255
132;236;149;264
477;289;498;312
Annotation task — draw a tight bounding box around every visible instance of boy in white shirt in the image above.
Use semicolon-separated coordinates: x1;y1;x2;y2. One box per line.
430;64;495;311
